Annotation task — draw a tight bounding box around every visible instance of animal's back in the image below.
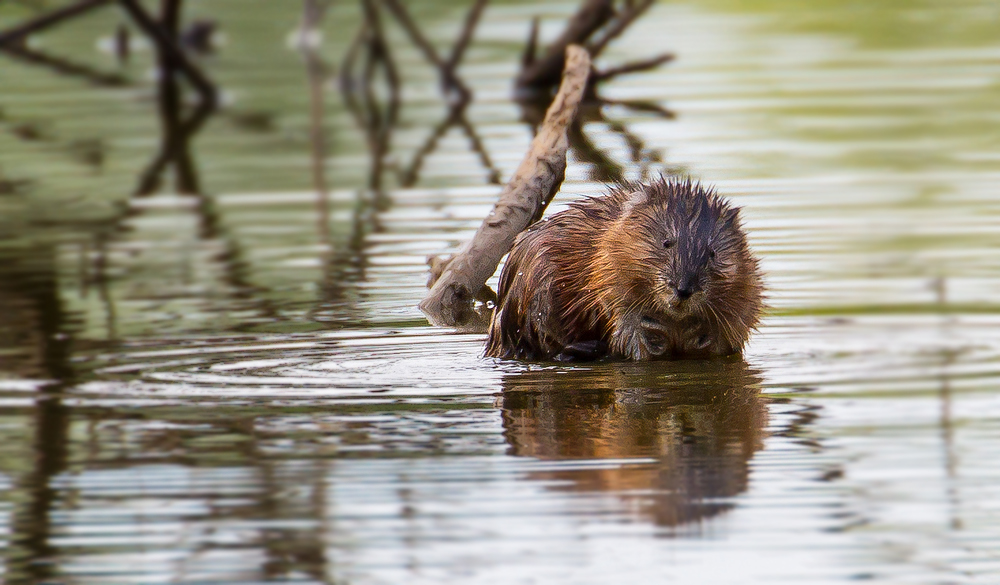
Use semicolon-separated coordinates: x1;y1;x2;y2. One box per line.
484;191;632;361
485;177;764;362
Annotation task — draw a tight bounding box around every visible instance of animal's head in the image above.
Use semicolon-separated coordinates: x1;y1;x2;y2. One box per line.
623;178;753;316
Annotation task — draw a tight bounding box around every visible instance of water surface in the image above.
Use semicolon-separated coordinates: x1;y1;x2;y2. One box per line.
1;0;999;583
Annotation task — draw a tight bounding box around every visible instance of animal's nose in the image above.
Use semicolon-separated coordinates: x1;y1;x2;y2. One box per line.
676;287;694;300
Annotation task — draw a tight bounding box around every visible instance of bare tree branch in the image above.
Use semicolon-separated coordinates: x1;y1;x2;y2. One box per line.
419;45;591;328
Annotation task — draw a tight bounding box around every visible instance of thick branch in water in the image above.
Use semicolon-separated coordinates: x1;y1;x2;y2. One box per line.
419;45;591;328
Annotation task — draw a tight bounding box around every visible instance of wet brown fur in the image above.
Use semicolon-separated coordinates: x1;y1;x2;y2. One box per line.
485;177;764;361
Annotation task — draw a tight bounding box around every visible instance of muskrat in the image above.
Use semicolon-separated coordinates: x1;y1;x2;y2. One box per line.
485;177;764;361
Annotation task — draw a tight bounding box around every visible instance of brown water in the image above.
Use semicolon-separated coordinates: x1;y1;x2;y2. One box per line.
1;0;999;583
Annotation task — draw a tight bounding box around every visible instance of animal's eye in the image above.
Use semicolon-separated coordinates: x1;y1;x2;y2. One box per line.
662;239;675;249
708;249;716;259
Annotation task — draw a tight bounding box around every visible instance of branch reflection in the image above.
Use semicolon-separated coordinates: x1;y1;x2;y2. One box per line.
518;96;678;184
501;360;767;529
0;248;74;582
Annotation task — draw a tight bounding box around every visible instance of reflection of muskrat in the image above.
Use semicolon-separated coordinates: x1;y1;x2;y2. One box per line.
501;360;767;527
485;177;764;361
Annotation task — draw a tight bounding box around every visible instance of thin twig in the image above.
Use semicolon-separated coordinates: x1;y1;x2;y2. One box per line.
118;0;217;108
521;16;538;69
380;0;470;99
0;44;128;85
606;120;645;162
592;52;674;82
338;21;367;94
568;118;623;183
600;97;676;119
458;115;502;185
443;0;488;81
586;0;654;58
127;0;217;195
298;0;332;244
0;0;112;46
401;102;466;187
354;0;400;200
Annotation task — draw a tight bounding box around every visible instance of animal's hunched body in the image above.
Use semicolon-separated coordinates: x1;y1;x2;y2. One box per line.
485;177;764;361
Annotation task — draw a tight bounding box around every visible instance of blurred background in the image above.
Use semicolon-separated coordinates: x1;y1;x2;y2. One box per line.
0;0;998;583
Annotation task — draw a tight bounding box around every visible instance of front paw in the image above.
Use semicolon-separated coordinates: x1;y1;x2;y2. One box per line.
639;315;670;356
612;315;668;360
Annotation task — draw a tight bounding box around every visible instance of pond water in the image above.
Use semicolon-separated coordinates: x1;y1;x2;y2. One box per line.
1;0;999;583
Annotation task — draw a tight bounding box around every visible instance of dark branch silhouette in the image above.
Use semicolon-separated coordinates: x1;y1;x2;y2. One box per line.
516;0;612;92
443;0;488;83
0;0;126;87
515;0;673;99
380;0;470;99
381;0;499;187
117;0;217;195
0;44;129;85
0;0;112;46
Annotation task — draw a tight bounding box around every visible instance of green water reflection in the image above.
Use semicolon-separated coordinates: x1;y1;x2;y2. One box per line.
1;0;999;583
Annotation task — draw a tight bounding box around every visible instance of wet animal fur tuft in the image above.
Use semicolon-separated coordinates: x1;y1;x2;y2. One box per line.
485;177;764;361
